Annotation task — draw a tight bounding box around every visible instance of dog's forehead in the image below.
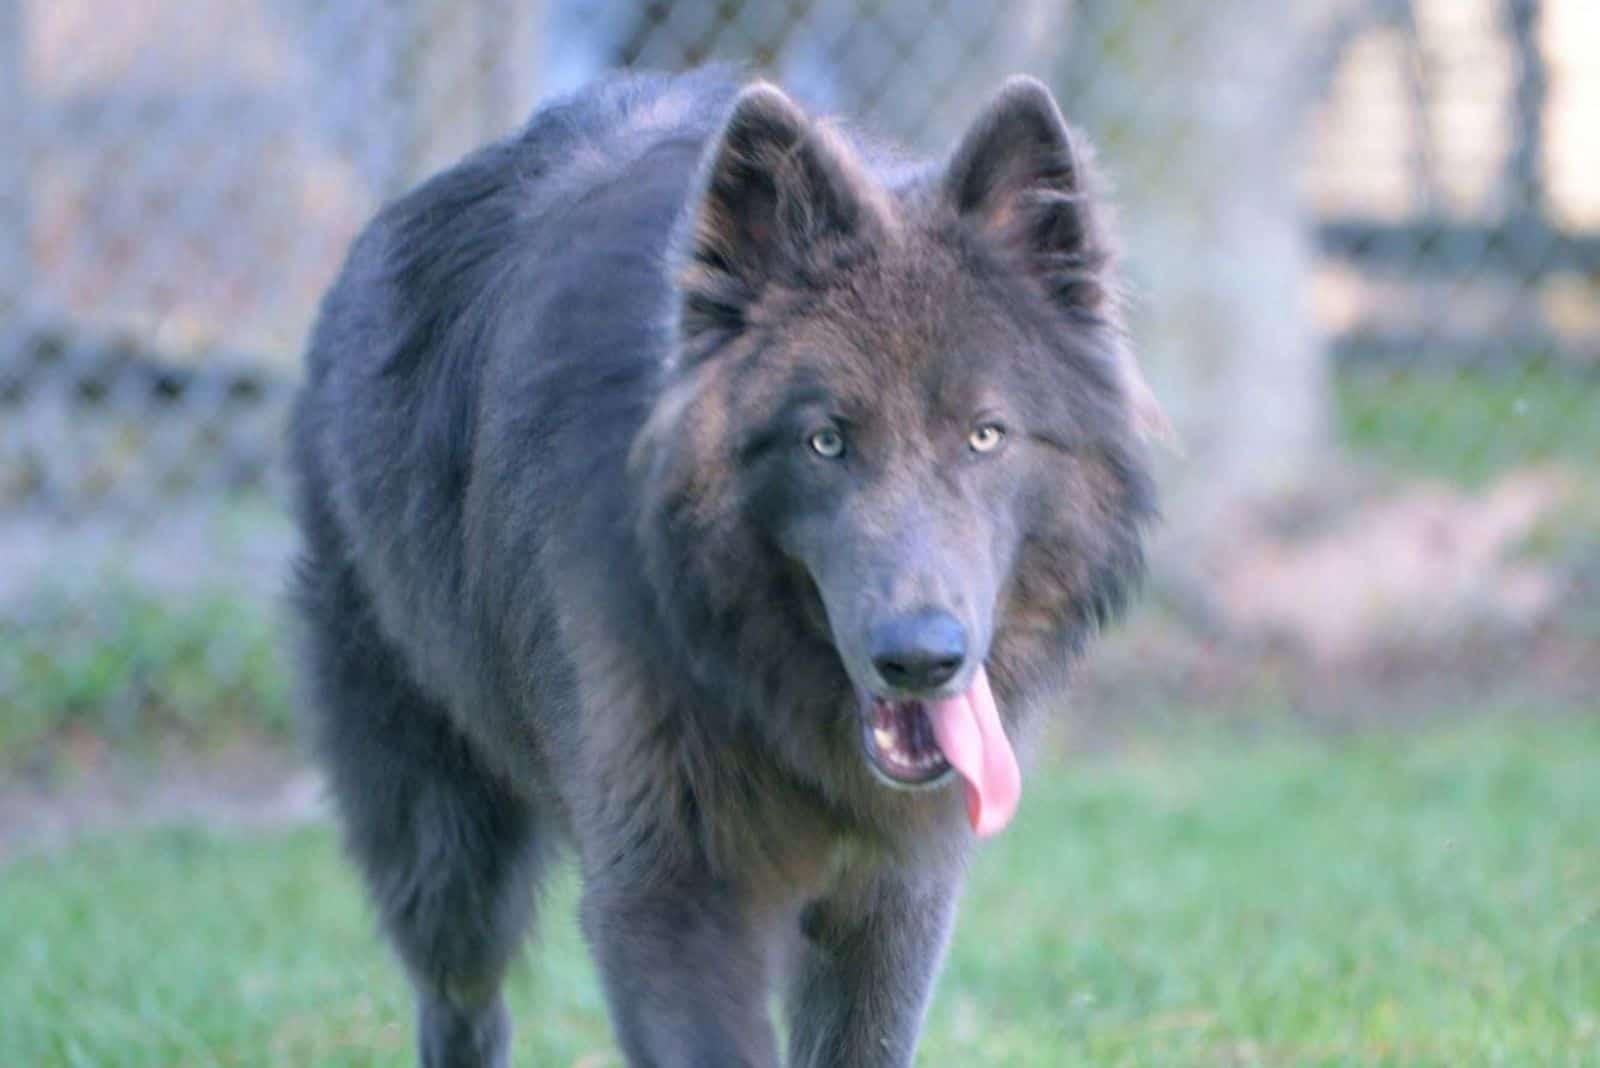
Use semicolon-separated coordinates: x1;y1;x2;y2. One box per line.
783;248;1028;402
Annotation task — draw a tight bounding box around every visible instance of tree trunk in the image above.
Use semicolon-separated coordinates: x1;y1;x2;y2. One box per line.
330;0;544;198
1060;1;1332;541
0;0;28;321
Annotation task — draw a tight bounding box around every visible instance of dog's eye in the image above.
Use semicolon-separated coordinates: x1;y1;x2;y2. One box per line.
968;422;1006;454
808;428;846;458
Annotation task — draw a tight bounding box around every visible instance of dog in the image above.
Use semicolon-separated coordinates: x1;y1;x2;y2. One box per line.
288;67;1160;1067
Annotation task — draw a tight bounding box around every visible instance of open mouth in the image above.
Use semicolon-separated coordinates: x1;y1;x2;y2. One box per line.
861;695;954;787
853;665;1023;838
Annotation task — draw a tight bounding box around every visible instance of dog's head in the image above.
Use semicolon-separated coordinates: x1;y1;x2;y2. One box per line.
634;79;1162;833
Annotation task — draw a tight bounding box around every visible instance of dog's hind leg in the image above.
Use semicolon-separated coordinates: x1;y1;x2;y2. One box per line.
785;870;960;1068
297;552;544;1068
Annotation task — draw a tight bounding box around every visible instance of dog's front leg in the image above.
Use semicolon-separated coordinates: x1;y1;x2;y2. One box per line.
785;868;961;1068
580;873;778;1068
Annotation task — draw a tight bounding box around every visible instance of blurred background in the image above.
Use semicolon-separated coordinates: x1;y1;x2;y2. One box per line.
1;2;1597;1062
4;0;1595;811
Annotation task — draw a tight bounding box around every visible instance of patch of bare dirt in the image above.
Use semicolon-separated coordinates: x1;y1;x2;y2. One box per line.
1064;462;1599;742
1207;467;1575;664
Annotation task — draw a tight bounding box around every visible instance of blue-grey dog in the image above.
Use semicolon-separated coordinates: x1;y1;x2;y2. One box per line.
288;68;1161;1067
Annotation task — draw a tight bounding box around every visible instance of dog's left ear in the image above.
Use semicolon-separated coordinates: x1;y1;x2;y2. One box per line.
946;77;1175;449
945;76;1113;317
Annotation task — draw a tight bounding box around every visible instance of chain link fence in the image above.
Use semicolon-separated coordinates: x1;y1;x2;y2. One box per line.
2;0;1596;779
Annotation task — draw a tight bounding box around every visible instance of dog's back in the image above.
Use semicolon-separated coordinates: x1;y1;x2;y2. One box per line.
290;71;735;763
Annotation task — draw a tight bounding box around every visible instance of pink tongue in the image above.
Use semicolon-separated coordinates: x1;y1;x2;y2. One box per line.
928;666;1021;837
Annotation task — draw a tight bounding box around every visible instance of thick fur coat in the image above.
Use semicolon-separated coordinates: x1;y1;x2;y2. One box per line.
289;68;1159;1067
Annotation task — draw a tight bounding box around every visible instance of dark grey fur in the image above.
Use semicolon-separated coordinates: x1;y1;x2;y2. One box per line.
288;68;1158;1067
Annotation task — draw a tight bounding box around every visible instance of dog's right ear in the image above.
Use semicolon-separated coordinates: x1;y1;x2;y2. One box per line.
674;83;875;348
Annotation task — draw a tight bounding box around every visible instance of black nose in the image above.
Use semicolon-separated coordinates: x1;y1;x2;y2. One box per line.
869;610;967;693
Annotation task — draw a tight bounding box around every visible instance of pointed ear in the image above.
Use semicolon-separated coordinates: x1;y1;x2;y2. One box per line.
944;76;1114;319
676;82;876;342
947;78;1175;450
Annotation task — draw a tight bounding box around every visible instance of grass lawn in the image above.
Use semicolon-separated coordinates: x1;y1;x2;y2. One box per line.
3;714;1597;1067
1335;365;1600;487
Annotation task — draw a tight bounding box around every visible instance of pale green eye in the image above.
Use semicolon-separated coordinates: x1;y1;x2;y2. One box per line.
969;422;1006;453
809;428;846;458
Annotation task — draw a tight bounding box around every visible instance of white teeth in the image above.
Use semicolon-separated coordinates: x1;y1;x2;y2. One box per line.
872;721;947;776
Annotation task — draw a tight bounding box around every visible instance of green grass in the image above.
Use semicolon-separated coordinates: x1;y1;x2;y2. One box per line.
4;716;1598;1066
1336;365;1600;487
0;586;293;776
